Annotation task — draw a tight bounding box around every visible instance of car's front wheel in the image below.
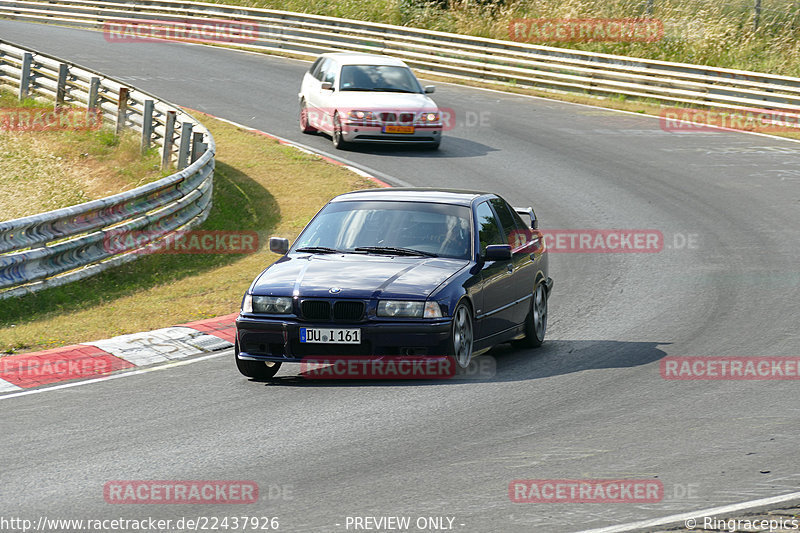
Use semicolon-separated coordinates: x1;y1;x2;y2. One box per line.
235;342;282;379
518;281;548;348
449;302;474;369
332;112;349;150
300;99;316;134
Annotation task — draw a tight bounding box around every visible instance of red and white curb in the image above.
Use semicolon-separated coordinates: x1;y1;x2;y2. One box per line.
0;313;237;392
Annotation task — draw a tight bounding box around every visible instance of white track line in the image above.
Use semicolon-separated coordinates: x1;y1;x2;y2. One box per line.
575;491;800;532
0;350;229;401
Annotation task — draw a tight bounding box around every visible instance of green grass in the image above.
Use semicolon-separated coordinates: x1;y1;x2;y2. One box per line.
0;89;163;220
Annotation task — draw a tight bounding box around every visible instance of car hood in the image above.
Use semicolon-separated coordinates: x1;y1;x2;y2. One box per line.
252;254;468;300
332;92;438;112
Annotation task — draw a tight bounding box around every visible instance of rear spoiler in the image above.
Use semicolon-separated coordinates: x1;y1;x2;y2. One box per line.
513;206;538;230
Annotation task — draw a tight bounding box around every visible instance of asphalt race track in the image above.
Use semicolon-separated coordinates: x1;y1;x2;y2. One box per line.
1;20;799;532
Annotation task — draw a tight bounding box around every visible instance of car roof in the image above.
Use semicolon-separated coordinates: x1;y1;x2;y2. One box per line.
330;188;492;206
319;52;409;67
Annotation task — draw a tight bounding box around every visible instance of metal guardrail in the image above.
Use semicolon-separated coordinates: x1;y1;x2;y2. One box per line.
0;39;215;299
1;0;800;114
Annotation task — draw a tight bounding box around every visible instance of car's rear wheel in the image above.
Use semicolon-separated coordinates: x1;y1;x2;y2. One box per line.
300;99;316;133
235;342;282;379
517;281;548;348
449;302;474;369
332;112;349;150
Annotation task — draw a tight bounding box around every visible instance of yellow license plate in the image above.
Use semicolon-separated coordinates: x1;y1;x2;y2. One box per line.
384;125;415;134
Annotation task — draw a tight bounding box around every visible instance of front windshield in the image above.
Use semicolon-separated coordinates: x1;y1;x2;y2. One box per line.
339;65;422;93
292;200;472;259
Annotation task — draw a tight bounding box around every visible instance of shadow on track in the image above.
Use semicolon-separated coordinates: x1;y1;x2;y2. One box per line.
309;133;498;158
244;339;669;388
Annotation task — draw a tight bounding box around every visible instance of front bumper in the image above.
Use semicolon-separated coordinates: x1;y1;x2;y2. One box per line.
235;315;452;362
341;123;442;144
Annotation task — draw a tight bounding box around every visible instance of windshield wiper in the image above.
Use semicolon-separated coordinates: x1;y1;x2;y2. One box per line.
354;246;437;257
295;246;342;254
372;88;417;93
340;87;417;93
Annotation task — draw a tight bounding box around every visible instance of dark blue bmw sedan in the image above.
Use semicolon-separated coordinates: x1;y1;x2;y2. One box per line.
235;188;553;379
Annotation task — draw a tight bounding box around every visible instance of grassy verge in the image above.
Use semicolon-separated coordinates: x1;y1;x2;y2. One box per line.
0;115;377;354
212;0;800;77
0;89;163;220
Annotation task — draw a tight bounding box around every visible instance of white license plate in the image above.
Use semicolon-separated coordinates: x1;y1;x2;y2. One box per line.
300;328;361;344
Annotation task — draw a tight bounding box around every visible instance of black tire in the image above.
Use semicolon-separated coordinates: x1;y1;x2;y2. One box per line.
299;100;316;134
517;281;548;348
425;141;440;151
235;342;282;379
332;112;349;150
449;302;474;369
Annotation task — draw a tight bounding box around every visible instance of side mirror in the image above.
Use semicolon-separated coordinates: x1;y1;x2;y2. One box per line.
484;244;512;261
424;85;435;94
321;81;334;90
269;237;289;255
514;206;538;230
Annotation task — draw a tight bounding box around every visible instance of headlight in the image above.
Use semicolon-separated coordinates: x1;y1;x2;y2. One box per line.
250;295;293;314
242;293;253;313
377;300;443;318
419;112;439;122
347;110;377;121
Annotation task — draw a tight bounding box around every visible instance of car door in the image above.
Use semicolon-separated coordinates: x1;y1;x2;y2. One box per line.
316;59;339;131
304;58;334;131
490;197;537;325
301;56;323;98
473;200;517;340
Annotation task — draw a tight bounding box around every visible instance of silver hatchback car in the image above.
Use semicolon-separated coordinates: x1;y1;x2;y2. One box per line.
298;53;443;150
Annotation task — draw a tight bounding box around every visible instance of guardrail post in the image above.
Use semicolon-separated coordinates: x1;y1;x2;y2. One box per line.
87;76;101;125
177;121;193;169
55;63;68;110
18;52;32;101
191;131;207;163
161;110;177;170
753;0;762;30
87;77;100;110
115;87;129;135
141;99;154;154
